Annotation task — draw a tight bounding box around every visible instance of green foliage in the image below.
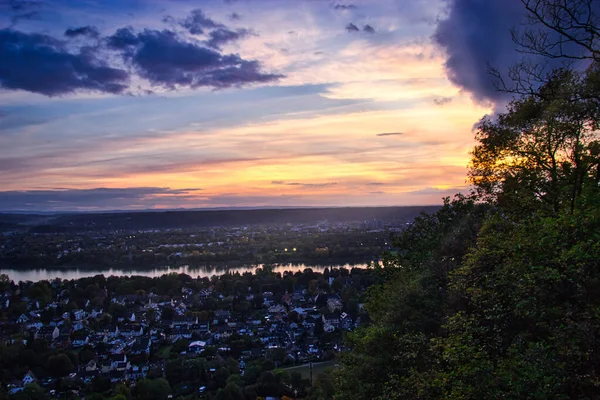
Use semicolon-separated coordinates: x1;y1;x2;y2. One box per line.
46;353;74;378
10;383;45;400
215;382;244;400
336;58;600;399
470;66;600;215
134;378;171;400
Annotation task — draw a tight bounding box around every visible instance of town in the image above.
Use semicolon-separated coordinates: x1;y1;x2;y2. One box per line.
0;266;380;399
0;220;397;272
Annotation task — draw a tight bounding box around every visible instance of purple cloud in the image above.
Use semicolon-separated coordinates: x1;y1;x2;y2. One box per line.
65;26;99;38
180;9;224;35
205;28;251;50
363;24;375;33
334;4;356;10
346;23;359;32
107;28;282;90
0;29;129;96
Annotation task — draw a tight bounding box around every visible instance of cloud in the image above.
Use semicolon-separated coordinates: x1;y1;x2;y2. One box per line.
334;4;356;10
107;28;282;90
64;26;99;38
376;132;404;137
433;0;526;103
0;187;200;211
345;23;359;33
229;12;241;21
10;10;39;25
180;9;224;35
205;28;251;50
363;24;375;33
0;29;129;96
271;181;338;188
433;96;453;106
4;0;41;11
367;182;385;186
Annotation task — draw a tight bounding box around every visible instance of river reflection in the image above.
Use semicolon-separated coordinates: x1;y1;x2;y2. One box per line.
0;262;370;282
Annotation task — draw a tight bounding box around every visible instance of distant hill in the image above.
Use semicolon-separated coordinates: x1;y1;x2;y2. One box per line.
0;206;440;232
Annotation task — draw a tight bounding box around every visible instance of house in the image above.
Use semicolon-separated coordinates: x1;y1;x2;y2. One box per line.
26;320;44;330
198;288;212;301
110;353;127;369
130;337;152;355
85;360;98;372
327;294;343;313
90;308;103;318
72;332;90;348
72;309;86;321
22;371;36;386
103;326;119;338
35;326;59;341
213;310;231;324
16;313;29;324
171;315;198;328
322;313;340;331
169;326;192;342
120;324;143;338
191;322;210;334
268;304;286;315
188;340;206;353
72;321;85;331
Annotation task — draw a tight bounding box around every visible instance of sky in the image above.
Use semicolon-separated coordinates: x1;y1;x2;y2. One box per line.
0;0;534;211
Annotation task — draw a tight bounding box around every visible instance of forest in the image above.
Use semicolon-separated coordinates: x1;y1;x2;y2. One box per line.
334;0;600;399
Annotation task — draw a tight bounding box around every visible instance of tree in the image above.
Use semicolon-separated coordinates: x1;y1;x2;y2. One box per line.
12;383;45;400
215;382;244;400
515;0;599;61
134;379;171;400
471;67;600;214
46;354;74;378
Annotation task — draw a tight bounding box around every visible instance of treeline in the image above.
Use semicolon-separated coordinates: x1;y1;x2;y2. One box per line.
0;206;439;233
335;1;600;398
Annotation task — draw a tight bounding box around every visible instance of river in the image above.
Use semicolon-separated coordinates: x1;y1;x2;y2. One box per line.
0;262;371;282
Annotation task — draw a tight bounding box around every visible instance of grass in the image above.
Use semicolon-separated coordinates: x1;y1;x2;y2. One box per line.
155;345;172;359
282;360;338;380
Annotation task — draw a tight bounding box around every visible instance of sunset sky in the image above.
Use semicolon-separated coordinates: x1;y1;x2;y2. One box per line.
0;0;530;211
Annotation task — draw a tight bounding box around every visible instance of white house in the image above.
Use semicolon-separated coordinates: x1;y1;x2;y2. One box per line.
22;371;36;386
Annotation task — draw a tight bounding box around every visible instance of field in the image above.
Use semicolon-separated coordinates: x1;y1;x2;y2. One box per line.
282;360;338;380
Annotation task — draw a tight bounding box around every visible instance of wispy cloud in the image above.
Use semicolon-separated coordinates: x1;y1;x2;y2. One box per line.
272;181;338;188
376;132;404;137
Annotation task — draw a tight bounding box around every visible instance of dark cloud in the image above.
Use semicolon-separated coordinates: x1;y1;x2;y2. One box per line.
433;96;453;106
10;10;39;25
433;0;526;103
363;24;375;33
345;23;359;33
205;28;251;50
272;181;337;188
64;26;99;38
5;0;41;11
367;182;385;186
0;29;129;96
229;12;241;21
334;4;356;10
180;9;224;35
106;26;140;50
0;187;197;211
107;28;281;90
376;132;404;137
